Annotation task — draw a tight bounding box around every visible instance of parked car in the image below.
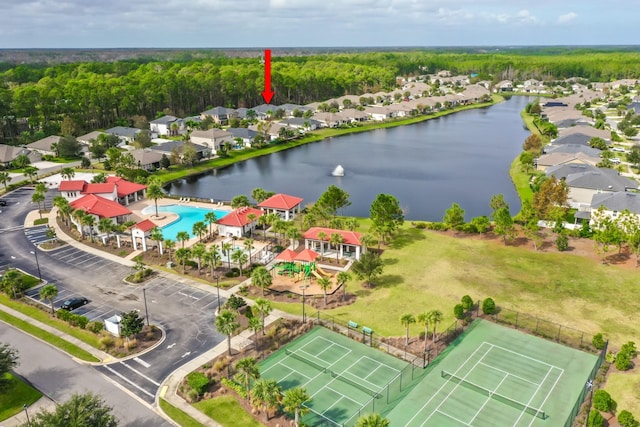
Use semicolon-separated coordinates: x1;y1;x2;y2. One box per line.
611;158;621;164
60;297;89;311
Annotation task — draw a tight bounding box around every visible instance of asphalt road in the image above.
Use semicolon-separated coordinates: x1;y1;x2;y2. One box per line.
0;187;226;403
0;327;171;427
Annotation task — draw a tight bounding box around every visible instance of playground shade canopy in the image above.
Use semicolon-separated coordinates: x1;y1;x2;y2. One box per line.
275;249;298;263
295;248;319;262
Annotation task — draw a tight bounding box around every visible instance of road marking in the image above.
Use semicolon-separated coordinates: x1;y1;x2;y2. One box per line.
167;343;176;349
181;351;191;358
177;291;199;300
133;357;151;368
120;361;160;386
103;365;155;398
159;385;168;398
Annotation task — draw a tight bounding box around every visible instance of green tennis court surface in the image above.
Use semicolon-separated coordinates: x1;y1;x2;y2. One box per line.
259;326;418;426
386;319;598;427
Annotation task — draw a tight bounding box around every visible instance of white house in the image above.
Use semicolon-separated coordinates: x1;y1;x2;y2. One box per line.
216;207;263;238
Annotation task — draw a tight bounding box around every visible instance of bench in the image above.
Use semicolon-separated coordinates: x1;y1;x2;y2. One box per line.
348;320;359;329
362;326;373;335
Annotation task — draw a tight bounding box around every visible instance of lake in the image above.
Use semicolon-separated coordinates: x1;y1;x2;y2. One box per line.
166;96;532;221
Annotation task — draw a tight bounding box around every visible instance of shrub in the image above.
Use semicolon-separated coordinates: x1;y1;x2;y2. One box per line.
461;295;473;311
482;297;496;315
56;309;70;321
87;321;104;334
618;410;639;427
99;336;114;349
414;222;427;229
187;372;210;395
453;304;465;320
588;410;605;427
225;294;247;310
592;333;606;350
620;341;637;358
592;389;615;412
225;268;240;278
555;234;569;251
220;378;248;399
425;222;449;231
68;314;89;329
605;352;616;363
615;352;632;371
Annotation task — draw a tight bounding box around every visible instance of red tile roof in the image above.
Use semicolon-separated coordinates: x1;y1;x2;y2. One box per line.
82;182;115;195
131;219;157;232
106;176;147;197
216;207;263;227
70;194;131;218
58;180;87;192
258;193;303;210
303;227;362;246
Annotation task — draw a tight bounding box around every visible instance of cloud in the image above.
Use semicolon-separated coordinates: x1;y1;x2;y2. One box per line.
558;12;577;24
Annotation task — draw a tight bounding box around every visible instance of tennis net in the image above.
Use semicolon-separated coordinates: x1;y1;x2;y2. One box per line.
329;369;382;398
441;370;546;420
284;349;327;373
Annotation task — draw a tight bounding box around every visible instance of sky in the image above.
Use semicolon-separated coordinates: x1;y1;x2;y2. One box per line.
0;0;636;49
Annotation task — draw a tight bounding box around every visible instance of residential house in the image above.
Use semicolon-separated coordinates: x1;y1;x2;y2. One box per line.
313;111;348;127
550;133;596;147
590;192;640;225
258;193;303;220
26;135;61;156
543;144;602;157
565;168;638;209
0;144;40;168
58;180;88;202
278;118;321;131
129;149;165;171
362;106;395;121
251;104;279;120
340;109;368;123
58;176;146;205
494;80;513;92
302;227;365;261
70;194;132;234
227;128;258;148
104;126;141;144
77;131;106;145
545;163;600;180
216;206;263;238
558;125;610;140
200;107;232;125
189;129;234;152
278;103;312;117
535;152;601;172
149;140;210;161
106;176;147;205
149;115;182;136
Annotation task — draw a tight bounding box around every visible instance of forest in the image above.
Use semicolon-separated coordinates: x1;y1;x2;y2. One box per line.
1;47;640;144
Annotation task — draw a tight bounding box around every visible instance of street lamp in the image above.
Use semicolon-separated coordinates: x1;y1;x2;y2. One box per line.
30;248;42;282
300;284;309;323
142;288;149;326
215;275;221;314
23;403;30;425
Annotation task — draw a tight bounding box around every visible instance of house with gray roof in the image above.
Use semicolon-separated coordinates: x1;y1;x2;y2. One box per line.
251;104;280;119
278;103;312;116
26;135;61;156
279;118;322;130
149;115;182;136
565;168;638;209
148;141;210;162
190;128;234;151
129;149;165;171
0;144;40;168
590;191;640;225
105;126;141;144
227;128;258;147
77;131;106;145
550;133;596;147
200;107;233;125
546;163;600;180
544;144;602;157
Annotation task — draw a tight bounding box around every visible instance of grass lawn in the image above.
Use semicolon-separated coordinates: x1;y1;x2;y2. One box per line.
0;373;43;421
193;395;265;427
159;398;205;427
604;369;640;418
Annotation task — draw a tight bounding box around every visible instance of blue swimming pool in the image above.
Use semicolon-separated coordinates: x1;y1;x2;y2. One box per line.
141;204;229;241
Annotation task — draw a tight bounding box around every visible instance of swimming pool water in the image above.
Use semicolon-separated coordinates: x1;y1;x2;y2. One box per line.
141;204;229;241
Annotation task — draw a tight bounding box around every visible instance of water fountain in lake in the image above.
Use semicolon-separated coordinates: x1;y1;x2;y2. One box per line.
332;165;345;176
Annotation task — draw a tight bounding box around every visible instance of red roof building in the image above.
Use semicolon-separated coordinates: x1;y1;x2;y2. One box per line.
58;180;87;192
258;193;303;220
128;219;158;252
131;219;157;233
57;176;147;205
216;207;263;238
106;176;147;201
82;182;117;200
303;227;365;261
70;194;132;219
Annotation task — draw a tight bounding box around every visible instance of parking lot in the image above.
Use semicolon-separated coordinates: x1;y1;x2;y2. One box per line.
43;244;132;276
24;224;53;245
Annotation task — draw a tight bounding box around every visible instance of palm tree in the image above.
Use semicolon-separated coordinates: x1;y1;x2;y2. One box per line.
53;196;71;225
330;233;344;263
191;242;206;274
251;379;282;420
417;312;430;351
98;218;114;245
71;209;86;238
192;221;207;242
243;238;254;265
249;316;262;352
215;309;239;355
175;248;191;273
400;313;416;346
257;214;269;240
164;239;175;262
235;357;260;399
0;171;9;191
23;166;39;184
317;231;327;257
83;214;96;243
251;266;272;296
204;211;217;238
222;242;233;270
146;183;164;218
355;413;390;427
254;298;272;335
31;191;45;220
39;284;58;314
60;167;75;180
428;309;444;346
286;227;302;249
282;387;311;427
317;276;332;306
150;227;164;256
203;247;221;279
176;231;190;248
247;213;256;237
1;269;23;298
337;271;351;302
231;249;248;276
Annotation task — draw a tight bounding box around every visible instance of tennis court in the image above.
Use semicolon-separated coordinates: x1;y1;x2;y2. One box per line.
386;319;598;427
259;326;414;426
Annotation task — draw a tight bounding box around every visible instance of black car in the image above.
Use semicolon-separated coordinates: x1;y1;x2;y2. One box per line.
0;200;6;206
60;297;89;311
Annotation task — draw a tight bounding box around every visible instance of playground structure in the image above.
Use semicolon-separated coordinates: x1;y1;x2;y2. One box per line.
275;261;331;283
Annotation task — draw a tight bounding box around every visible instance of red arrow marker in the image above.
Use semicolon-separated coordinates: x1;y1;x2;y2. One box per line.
261;49;274;104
